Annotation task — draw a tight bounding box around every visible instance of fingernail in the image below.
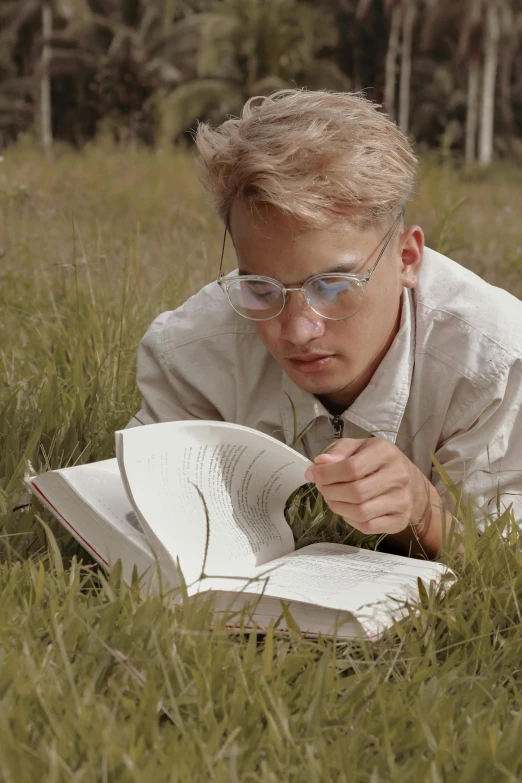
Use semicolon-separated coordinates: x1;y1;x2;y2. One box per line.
304;468;313;482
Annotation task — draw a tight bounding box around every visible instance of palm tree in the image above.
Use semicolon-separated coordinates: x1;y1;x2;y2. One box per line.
0;0;96;146
41;0;53;154
356;0;402;119
357;0;423;134
384;1;401;119
397;0;418;135
478;1;500;165
160;0;348;141
0;0;520;155
486;0;520;159
456;0;517;165
458;0;483;162
42;0;187;144
0;5;32;145
498;1;517;138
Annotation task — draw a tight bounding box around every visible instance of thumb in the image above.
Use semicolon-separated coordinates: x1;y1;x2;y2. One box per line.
314;437;365;465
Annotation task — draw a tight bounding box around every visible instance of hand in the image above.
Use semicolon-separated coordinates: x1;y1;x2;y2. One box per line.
303;437;431;536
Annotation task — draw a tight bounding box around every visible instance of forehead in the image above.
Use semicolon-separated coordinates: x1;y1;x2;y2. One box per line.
229;201;375;282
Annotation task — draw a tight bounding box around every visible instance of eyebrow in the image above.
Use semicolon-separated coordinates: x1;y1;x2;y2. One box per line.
237;259;364;282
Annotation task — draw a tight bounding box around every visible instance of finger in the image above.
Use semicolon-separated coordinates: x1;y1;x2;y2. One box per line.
304;439;364;481
326;489;408;525
311;443;388;486
318;471;395;504
316;438;364;460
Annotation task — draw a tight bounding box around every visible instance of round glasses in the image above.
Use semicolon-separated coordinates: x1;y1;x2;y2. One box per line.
217;210;404;322
219;273;368;321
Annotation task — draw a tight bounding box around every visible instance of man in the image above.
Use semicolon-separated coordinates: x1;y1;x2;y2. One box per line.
129;89;522;559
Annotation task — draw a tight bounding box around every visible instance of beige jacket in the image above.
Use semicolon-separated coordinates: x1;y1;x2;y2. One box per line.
128;248;522;528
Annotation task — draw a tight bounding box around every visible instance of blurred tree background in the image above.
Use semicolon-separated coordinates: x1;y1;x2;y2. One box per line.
0;0;521;164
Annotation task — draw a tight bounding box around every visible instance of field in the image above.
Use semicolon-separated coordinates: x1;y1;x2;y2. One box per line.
2;141;522;782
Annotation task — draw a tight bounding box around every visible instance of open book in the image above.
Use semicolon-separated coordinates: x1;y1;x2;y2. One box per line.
26;421;454;640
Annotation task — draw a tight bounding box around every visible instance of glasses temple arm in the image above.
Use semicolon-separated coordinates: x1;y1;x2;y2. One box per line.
218;226;227;280
366;210;404;277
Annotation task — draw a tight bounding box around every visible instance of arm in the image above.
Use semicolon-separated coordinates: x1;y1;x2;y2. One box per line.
127;312;223;427
304;438;449;559
304;359;522;559
379;473;453;558
429;358;522;532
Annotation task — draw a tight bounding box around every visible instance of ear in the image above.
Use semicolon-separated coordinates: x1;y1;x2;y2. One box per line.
398;225;424;289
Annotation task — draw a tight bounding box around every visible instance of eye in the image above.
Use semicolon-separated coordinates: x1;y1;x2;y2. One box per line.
243;281;279;300
311;278;355;300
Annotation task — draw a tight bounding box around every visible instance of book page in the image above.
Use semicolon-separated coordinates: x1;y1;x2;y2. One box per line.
29;460;163;592
211;593;365;640
56;459;148;543
195;542;454;637
116;421;311;585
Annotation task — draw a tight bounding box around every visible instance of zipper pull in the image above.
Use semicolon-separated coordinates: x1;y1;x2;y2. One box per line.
330;414;344;439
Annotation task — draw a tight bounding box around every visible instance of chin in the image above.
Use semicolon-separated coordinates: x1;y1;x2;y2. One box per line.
286;368;350;396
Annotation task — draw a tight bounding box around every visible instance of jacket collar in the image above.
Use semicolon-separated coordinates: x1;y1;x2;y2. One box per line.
280;288;415;447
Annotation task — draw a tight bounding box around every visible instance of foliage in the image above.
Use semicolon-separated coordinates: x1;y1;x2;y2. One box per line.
158;0;348;141
0;0;521;153
1;146;522;778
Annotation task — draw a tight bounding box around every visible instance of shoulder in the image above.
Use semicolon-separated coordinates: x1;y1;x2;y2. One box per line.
145;277;259;358
138;279;274;401
136;279;281;425
414;247;522;383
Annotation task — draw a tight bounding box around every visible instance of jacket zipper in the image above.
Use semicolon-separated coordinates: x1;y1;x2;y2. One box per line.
330;414;344;439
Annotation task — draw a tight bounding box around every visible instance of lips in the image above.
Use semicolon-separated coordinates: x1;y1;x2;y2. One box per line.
286;353;334;362
287;354;336;374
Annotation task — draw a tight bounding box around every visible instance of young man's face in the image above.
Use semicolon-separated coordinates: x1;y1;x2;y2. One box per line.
229;201;424;412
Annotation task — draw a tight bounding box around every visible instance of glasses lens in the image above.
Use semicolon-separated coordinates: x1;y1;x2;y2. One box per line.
305;276;365;319
226;278;284;320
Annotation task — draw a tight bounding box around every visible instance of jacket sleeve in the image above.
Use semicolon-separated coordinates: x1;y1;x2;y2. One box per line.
431;358;522;529
126;312;223;428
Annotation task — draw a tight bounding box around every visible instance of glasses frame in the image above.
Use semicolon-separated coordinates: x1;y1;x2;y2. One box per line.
217;209;404;322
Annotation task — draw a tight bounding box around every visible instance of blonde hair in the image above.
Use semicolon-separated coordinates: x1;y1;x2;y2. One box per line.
195;89;417;232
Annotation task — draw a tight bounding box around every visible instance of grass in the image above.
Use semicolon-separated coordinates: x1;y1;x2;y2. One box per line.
2;139;522;781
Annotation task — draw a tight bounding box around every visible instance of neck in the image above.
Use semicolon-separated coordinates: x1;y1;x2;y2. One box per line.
317;301;403;416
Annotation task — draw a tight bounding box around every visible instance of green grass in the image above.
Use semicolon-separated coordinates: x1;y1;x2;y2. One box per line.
2;141;522;781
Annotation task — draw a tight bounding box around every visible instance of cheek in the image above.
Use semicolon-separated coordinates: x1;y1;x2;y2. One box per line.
356;277;403;343
254;321;281;350
334;275;401;348
330;319;364;350
364;266;402;317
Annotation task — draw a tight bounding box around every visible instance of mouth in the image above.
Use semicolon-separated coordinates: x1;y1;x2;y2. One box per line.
287;354;336;374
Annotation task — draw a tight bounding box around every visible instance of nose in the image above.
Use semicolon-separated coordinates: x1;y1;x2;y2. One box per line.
278;290;326;344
